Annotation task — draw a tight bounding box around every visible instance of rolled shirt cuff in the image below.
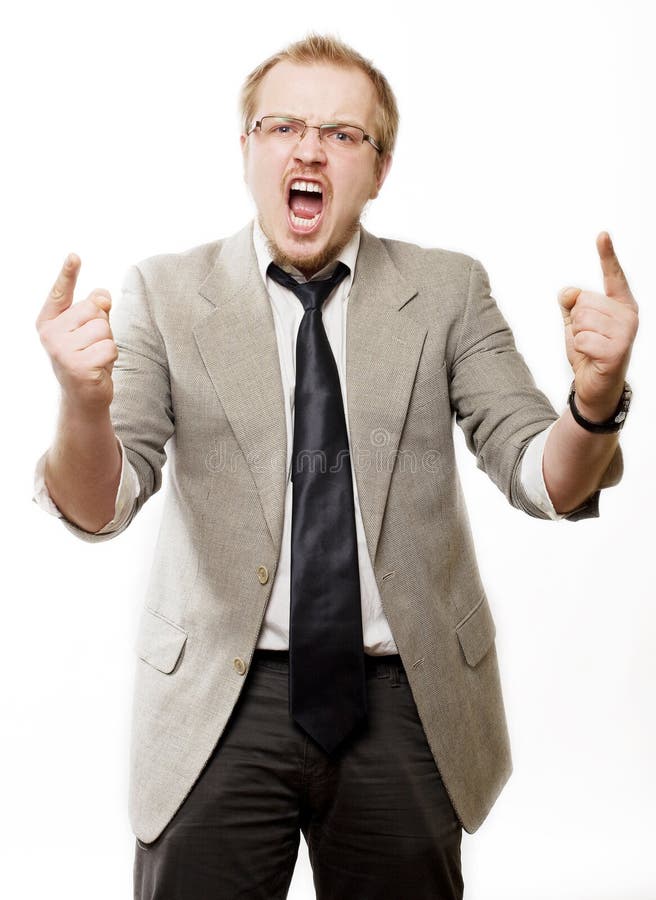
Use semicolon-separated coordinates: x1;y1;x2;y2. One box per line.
519;422;564;521
32;436;140;534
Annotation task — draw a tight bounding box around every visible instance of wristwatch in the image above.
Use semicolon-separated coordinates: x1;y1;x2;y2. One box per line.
567;381;632;434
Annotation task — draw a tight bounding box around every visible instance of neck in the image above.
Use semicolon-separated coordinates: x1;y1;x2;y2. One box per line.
260;217;360;280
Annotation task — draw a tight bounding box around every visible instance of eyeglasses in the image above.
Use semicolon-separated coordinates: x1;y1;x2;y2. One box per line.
247;116;382;153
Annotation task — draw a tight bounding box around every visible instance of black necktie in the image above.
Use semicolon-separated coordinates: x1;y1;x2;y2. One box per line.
267;261;367;755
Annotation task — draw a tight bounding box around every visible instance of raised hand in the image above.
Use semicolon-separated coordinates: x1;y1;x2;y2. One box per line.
35;254;118;413
557;232;638;422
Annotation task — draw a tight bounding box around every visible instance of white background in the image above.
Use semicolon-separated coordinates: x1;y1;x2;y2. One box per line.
3;0;654;897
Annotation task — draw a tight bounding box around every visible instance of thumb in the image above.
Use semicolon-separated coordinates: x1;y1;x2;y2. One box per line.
558;286;581;325
90;290;112;317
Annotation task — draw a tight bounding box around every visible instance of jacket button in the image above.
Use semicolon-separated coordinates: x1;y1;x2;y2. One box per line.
233;657;247;675
256;565;269;584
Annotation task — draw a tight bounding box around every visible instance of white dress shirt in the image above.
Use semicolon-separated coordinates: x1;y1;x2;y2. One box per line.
32;223;564;654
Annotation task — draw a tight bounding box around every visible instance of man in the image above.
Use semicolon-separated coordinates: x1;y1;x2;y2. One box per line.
34;34;638;900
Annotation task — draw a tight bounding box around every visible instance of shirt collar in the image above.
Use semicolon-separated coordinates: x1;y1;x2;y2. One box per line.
252;218;360;292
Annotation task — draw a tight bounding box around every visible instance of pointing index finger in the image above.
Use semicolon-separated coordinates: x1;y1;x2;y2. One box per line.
597;231;630;300
41;253;81;321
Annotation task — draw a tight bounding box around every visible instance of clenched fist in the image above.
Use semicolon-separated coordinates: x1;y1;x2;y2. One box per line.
36;254;118;413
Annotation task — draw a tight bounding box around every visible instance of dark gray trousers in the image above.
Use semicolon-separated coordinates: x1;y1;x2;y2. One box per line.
134;649;464;899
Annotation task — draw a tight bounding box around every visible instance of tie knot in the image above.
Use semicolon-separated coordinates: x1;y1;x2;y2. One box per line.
267;261;350;312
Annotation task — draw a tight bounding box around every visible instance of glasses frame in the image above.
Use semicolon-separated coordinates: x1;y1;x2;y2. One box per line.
247;115;382;153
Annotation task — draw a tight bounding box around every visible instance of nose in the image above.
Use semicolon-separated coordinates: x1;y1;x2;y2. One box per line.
294;126;327;166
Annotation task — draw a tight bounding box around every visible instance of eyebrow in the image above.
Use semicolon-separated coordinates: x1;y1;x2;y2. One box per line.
268;113;368;129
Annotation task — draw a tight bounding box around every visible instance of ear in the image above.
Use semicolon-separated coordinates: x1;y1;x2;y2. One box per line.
370;154;393;200
240;133;249;180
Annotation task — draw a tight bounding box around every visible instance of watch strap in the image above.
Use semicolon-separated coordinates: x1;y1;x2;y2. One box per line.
568;381;631;434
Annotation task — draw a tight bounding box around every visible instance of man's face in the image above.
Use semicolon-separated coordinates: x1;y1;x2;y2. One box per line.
241;61;392;276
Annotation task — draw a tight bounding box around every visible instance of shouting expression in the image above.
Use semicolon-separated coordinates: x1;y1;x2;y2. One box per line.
241;61;392;277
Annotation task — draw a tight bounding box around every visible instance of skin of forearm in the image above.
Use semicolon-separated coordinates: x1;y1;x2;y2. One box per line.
44;396;122;533
542;406;620;514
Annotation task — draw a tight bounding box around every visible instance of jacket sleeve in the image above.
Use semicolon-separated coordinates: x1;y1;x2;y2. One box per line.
54;263;175;543
448;258;622;521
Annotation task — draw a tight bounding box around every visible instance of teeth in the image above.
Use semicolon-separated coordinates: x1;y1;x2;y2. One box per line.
290;180;322;193
290;211;321;228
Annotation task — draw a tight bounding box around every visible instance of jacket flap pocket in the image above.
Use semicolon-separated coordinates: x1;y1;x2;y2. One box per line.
455;594;496;667
136;607;188;674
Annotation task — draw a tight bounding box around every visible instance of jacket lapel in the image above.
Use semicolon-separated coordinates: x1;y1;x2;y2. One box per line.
194;224;288;554
346;228;426;565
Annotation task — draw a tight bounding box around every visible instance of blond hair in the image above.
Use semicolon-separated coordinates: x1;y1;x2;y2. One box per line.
239;34;399;165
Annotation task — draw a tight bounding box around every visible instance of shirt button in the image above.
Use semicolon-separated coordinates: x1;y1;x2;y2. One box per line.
233;657;247;675
256;565;269;584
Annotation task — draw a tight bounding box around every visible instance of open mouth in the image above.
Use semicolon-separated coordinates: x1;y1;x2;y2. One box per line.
287;179;324;232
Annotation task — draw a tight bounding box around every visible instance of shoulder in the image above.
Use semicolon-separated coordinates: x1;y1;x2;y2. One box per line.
360;229;487;307
378;233;474;268
124;222;255;299
126;236;228;294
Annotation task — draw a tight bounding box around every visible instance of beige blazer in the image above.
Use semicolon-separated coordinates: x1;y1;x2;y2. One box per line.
63;222;620;843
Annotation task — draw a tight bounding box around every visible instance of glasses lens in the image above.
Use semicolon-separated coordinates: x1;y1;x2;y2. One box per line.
321;125;365;148
260;117;305;138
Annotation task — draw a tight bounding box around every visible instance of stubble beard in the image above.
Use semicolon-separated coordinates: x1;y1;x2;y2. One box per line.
260;214;361;279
